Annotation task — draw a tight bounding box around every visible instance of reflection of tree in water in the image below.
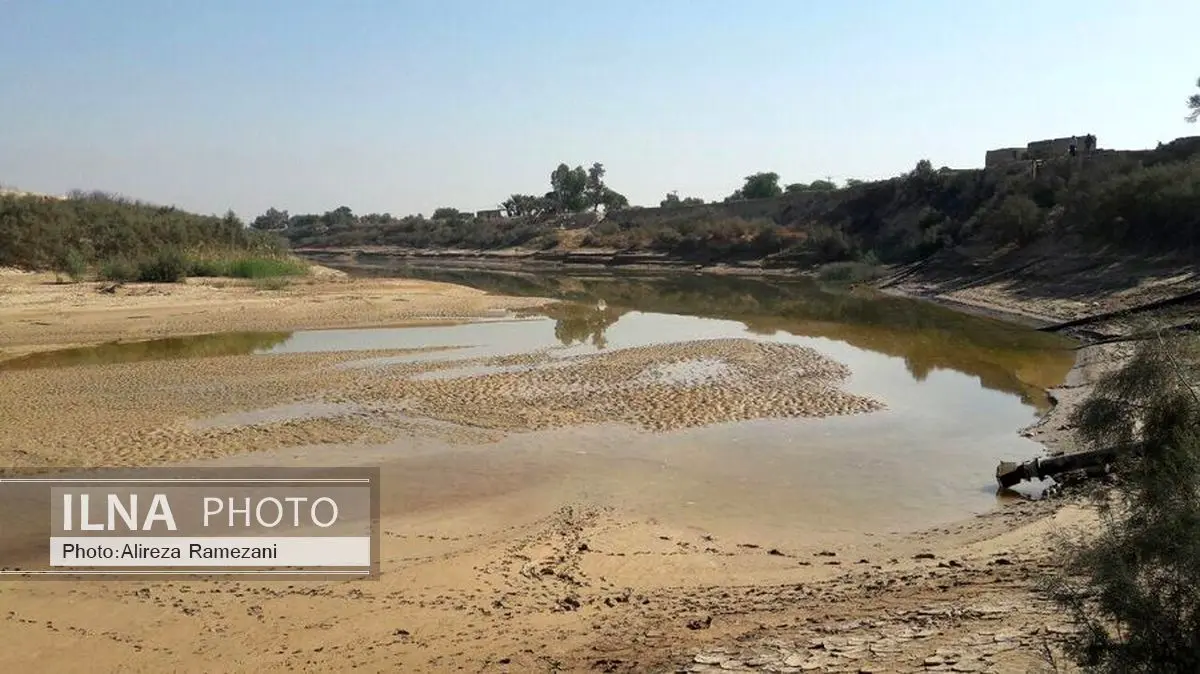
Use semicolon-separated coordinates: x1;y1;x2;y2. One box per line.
540;301;627;349
0;331;293;371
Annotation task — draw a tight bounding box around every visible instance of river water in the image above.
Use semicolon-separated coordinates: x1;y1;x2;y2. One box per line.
1;267;1077;537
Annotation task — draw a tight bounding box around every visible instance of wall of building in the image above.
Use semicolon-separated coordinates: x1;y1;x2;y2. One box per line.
984;134;1097;167
1026;134;1095;159
984;147;1028;167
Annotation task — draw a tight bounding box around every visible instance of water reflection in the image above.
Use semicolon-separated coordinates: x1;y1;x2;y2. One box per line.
2;267;1078;418
0;332;293;371
362;265;1077;412
541;301;627;349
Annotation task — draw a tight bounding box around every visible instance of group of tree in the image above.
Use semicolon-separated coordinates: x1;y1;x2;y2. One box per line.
659;192;706;208
499;162;629;219
577;131;1200;266
263;161;635;251
251;207;289;231
722;173;861;202
726;172;784;200
271;128;1200;261
281;205;558;250
0;190;285;275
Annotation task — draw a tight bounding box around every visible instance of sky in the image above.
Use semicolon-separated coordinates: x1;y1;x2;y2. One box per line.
1;0;1197;219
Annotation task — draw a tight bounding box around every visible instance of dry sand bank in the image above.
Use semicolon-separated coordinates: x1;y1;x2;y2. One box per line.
0;264;1136;673
0;452;1089;674
0;268;549;356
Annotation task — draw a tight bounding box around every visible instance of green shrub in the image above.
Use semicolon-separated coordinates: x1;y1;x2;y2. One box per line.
99;257;138;282
136;249;188;283
816;261;885;284
55;247;88;282
224;257;308;279
0;193;285;271
1052;335;1200;672
186;257;229;277
804;224;856;262
184;253;308;279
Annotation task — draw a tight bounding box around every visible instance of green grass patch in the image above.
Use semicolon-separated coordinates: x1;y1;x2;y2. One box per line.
225;257;308;279
186;257;227;277
98;250;306;284
186;254;308;279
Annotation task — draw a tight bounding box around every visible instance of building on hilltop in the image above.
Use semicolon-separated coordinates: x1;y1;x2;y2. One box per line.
984;134;1097;168
985;147;1029;167
475;209;505;220
1027;134;1096;159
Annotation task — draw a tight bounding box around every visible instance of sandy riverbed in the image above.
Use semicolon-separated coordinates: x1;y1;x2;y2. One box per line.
0;265;1132;673
0;266;548;355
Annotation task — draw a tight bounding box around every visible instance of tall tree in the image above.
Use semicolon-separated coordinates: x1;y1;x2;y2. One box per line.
251;207;289;231
600;188;629;213
1053;335;1200;672
502;194;546;218
1188;76;1200;123
585;162;607;212
738;172;783;200
550;164;588;213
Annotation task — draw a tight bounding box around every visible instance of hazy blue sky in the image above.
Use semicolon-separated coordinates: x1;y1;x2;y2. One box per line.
2;0;1197;218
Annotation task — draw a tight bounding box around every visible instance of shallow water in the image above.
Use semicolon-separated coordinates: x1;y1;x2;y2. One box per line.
4;267;1076;531
0;331;292;371
327;265;1077;524
350;265;1077;409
